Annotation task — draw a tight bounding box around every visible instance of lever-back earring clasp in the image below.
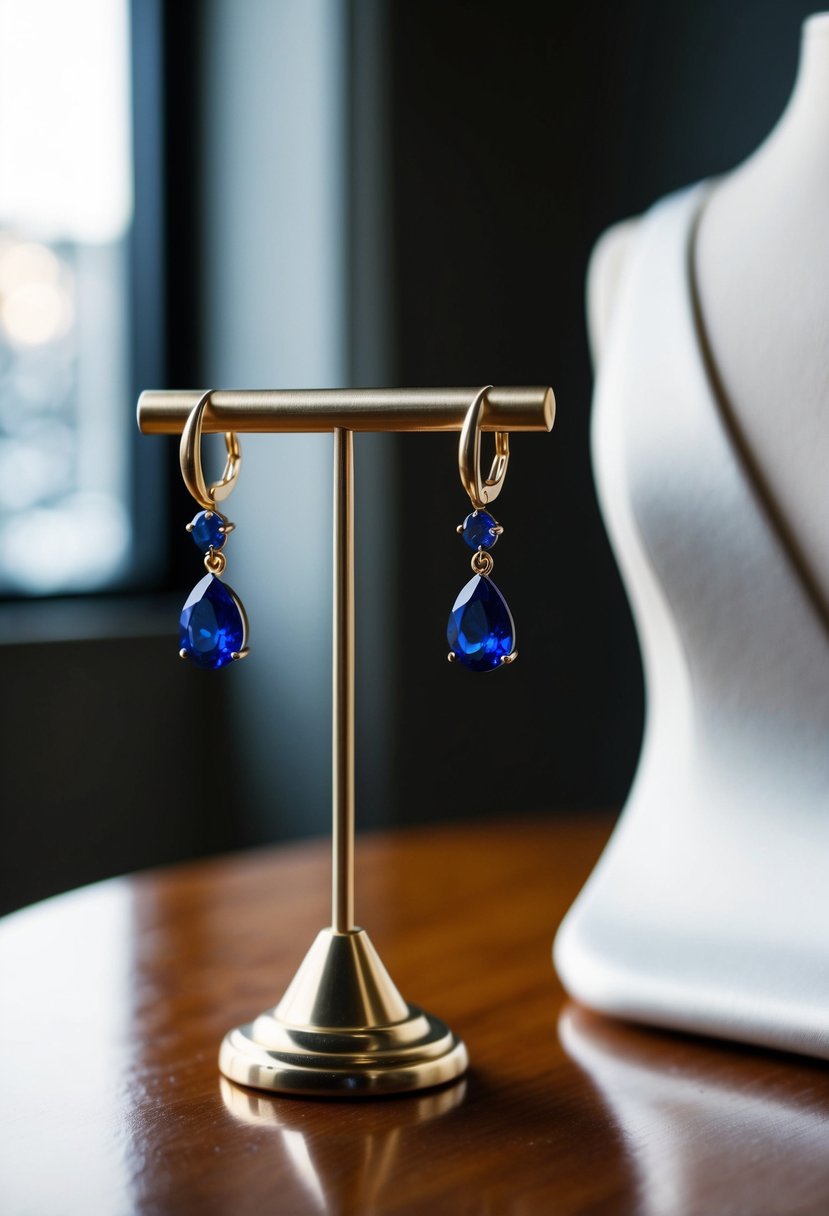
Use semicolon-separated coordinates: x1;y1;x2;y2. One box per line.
180;390;242;512
458;386;509;510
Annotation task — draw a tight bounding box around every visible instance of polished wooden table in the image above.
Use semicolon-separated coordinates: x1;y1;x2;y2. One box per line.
3;814;829;1215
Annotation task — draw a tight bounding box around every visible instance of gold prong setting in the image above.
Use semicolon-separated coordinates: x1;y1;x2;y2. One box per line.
458;507;501;555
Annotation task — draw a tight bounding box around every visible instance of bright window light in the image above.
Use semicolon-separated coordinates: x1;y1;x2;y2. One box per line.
0;0;133;595
0;0;132;243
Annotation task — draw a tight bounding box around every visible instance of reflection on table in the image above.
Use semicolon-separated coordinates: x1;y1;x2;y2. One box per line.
559;1002;829;1216
220;1076;466;1215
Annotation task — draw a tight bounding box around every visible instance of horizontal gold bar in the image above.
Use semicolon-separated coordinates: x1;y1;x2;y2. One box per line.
137;387;555;435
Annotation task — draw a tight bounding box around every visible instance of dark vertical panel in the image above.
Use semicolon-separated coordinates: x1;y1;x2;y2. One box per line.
161;0;209;584
345;0;399;826
383;0;813;822
162;0;204;390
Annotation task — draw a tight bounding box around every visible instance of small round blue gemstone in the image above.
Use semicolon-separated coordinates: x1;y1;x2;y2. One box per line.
461;510;499;551
179;573;246;669
447;574;515;672
188;510;227;552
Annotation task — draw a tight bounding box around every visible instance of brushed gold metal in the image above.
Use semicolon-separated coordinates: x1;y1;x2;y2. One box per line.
332;429;355;934
138;386;555;434
219;928;468;1097
459;386;510;508
179;390;242;510
276;926;409;1027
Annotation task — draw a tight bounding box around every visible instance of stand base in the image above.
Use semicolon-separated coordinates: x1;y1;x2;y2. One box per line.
220;1006;468;1097
219;927;469;1097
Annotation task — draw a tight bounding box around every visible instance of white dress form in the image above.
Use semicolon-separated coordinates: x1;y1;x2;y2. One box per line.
555;15;829;1058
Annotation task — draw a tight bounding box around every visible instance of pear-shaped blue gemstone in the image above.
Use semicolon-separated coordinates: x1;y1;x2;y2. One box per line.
447;574;515;672
179;573;246;669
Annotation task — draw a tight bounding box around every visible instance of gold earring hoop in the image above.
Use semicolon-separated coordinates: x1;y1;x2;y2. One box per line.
180;390;242;512
457;385;509;510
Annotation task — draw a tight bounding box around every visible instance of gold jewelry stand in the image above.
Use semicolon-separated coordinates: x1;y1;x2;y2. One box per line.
138;387;555;1096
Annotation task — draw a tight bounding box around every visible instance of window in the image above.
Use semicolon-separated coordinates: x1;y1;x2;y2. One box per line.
0;0;133;594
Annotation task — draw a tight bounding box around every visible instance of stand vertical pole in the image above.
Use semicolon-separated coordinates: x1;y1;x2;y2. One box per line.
332;428;355;933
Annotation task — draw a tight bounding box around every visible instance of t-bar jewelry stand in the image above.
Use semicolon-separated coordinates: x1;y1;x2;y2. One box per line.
138;386;555;1096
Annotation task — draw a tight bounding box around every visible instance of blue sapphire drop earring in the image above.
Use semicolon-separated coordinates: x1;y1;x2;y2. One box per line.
447;387;517;671
178;391;249;670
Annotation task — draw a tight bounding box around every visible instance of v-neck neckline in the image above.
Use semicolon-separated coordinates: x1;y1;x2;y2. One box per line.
680;180;829;640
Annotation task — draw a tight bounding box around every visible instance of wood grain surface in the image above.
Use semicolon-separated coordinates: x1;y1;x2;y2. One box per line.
2;813;829;1215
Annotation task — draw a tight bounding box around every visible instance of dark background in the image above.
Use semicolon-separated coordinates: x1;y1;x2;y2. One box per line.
386;0;811;823
1;0;817;912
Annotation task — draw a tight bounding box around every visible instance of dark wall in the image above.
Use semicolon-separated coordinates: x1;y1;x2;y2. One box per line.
1;630;235;914
382;0;813;823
